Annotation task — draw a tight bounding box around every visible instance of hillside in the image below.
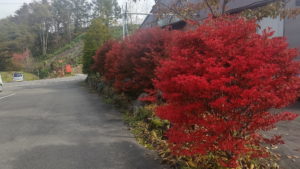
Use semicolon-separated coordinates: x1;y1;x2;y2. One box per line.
0;35;84;83
48;34;84;64
36;34;84;78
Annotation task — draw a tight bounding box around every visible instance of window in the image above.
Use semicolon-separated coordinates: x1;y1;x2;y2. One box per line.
13;73;23;77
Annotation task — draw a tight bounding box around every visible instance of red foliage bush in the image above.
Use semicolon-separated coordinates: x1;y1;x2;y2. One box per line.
154;16;300;167
92;40;115;75
12;48;31;69
104;27;171;97
104;40;126;84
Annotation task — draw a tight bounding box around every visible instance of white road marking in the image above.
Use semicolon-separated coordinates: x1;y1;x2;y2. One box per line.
0;93;16;100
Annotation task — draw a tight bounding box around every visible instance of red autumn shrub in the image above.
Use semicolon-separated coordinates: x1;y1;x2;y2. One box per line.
92;40;115;75
104;27;171;97
12;48;31;70
104;40;126;84
154;16;300;167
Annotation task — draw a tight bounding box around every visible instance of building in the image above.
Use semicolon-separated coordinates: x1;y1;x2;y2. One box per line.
141;0;300;50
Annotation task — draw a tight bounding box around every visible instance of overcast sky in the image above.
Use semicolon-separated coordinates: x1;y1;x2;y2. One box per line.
0;0;155;21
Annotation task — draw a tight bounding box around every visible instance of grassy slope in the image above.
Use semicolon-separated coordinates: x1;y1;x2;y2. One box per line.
31;34;84;79
44;34;84;76
0;71;39;82
48;34;84;64
44;26;134;76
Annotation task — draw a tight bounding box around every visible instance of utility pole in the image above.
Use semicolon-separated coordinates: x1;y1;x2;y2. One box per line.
122;3;129;39
122;4;125;39
121;2;160;39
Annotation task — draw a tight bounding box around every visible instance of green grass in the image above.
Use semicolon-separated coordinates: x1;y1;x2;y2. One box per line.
48;33;85;58
0;71;39;83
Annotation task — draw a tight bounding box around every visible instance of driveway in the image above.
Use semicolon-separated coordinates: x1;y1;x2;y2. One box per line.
0;75;298;169
271;102;300;169
0;75;166;169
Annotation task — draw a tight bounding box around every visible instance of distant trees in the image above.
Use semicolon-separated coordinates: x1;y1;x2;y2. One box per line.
51;0;74;43
0;18;34;70
71;0;92;33
31;1;52;56
92;0;121;23
82;18;111;74
51;0;91;42
0;0;121;71
82;0;122;74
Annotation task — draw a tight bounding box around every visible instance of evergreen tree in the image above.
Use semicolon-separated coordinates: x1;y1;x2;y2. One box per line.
70;0;92;33
0;18;34;70
92;0;121;24
82;18;111;74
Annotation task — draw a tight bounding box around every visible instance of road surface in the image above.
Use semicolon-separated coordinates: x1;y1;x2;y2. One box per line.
271;103;300;169
0;75;299;169
0;75;166;169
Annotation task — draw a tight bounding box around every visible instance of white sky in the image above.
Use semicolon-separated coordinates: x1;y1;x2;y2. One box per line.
0;0;33;19
0;0;155;22
119;0;155;23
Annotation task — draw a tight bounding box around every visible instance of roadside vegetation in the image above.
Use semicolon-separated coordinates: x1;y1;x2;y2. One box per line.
0;0;122;79
35;34;84;79
0;71;39;82
85;1;300;169
1;0;299;168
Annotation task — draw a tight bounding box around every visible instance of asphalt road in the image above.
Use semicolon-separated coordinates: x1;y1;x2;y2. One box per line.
0;75;166;169
0;75;299;169
271;103;300;169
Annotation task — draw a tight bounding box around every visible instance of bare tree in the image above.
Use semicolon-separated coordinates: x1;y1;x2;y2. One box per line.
153;0;300;22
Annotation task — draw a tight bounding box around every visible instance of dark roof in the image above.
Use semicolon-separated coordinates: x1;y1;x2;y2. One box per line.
227;0;277;14
140;0;178;28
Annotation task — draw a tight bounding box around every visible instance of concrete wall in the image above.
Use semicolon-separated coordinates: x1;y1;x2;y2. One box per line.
284;0;300;50
141;0;300;51
258;16;284;37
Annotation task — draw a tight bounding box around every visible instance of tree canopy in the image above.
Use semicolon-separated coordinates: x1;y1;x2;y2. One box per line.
0;0;121;71
82;18;111;74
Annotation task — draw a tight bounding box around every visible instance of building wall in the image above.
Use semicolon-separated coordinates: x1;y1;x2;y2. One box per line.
141;0;300;52
258;16;284;37
284;0;300;50
285;16;300;49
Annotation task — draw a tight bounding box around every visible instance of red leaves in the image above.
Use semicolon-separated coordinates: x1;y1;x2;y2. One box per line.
154;16;300;167
93;27;172;97
92;40;115;75
91;15;300;168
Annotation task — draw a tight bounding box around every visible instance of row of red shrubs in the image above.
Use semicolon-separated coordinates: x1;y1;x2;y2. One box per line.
92;27;172;97
92;16;300;168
